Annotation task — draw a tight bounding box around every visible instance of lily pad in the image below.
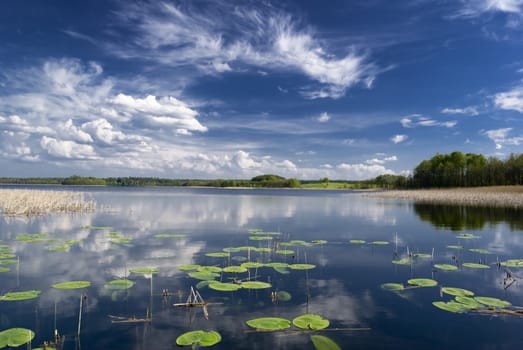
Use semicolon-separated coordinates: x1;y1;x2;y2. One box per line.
188;271;220;281
223;266;248;273
432;301;468;313
205;252;230;258
469;248;491;254
275;250;295;255
447;245;464;249
0;328;35;347
64;240;81;245
104;279;135;290
499;259;523;267
265;262;290;269
249;236;273;241
240;262;264;269
474;296;511;308
52;281;91;289
455;296;483;309
1;290;41;301
276;291;292;301
129;267;159;274
253;247;272;253
48;245;70;252
434;264;458;271
311;240;328;245
208;281;242;292
441;287;474;297
381;283;405;291
350;240;366;244
456;233;479;239
462;263;490;269
288;264;316;270
246;317;291;331
392;257;412;265
369;241;389;245
293;314;330;330
310;335;342;350
413;253;432;258
407;278;438;287
0;267;10;273
176;330;221;347
154;233;186;238
179;264;201;271
197;266;223;273
0;260;18;265
240;281;272;289
0;254;16;259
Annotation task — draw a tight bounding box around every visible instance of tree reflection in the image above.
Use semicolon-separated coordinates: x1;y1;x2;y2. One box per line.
414;203;523;231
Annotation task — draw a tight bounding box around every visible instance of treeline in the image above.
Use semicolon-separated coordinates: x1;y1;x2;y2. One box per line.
369;151;523;189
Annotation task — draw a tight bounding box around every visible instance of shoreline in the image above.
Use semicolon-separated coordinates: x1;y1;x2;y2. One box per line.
363;186;523;208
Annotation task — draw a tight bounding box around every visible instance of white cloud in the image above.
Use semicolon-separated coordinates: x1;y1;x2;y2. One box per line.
483;127;523;148
494;85;523;112
366;155;398;165
441;106;479;116
40;136;97;159
317;112;331;123
455;0;523;17
336;163;395;179
60;119;94;143
391;134;408;144
401;114;457;128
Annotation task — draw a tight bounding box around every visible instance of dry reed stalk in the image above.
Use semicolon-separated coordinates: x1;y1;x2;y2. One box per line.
364;186;523;208
0;189;96;216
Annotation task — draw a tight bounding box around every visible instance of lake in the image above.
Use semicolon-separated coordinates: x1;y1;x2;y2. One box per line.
1;186;523;349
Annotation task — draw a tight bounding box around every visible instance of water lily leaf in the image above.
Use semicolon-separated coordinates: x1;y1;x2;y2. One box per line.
0;328;35;347
413;253;432;258
48;245;70;252
0;267;10;273
392;257;412;265
196;280;212;289
288;264;316;270
369;241;389;245
500;259;523;267
350;240;366;244
469;248;491;254
64;240;81;245
311;240;328;245
129;267;159;274
197;266;222;273
188;271;220;281
310;335;341;350
240;262;264;269
432;301;468;313
246;317;291;331
462;263;490;269
275;250;294;255
447;245;464;249
205;252;230;258
434;264;458;271
441;287;474;297
456;233;479;239
16;233;48;243
381;283;405;291
208;281;242;292
104;279;135;290
0;253;16;259
154;233;186;238
223;266;248;273
253;247;272;253
293;314;330;330
179;264;200;271
455;296;483;309
107;231;122;236
0;260;18;265
276;291;292;301
474;296;511;308
407;278;438;287
240;281;272;289
1;290;41;301
249;236;273;241
222;247;242;253
110;236;133;244
52;281;91;289
176;330;221;347
289;240;309;246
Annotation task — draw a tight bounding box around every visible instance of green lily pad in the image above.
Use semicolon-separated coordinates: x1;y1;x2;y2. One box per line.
0;260;18;265
265;262;290;269
154;233;186;238
240;262;264;269
289;240;309;246
369;241;389;245
407;278;438;287
275;250;295;255
276;291;292;301
381;283;405;291
253;247;272;253
0;254;16;259
434;264;458;271
48;245;70;252
129;267;159;274
432;301;468;313
188;271;220;281
208;281;242;292
246;317;291;331
392;257;412;265
474;296;511;308
462;263;490;269
176;330;221;347
1;290;41;301
179;264;201;271
413;253;432;258
52;281;91;289
456;233;479;239
205;252;230;258
441;287;474;297
107;231;122;236
222;247;242;253
0;328;35;347
447;245;464;249
455;296;483;309
310;335;342;350
311;240;328;245
240;281;272;289
293;314;330;330
469;248;491;254
16;233;48;242
104;279;135;290
0;267;10;273
499;259;523;267
64;240;81;245
110;236;133;244
197;266;222;273
350;240;366;244
249;236;273;241
223;266;248;273
288;264;316;270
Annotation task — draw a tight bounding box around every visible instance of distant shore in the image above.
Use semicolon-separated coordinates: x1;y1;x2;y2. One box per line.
363;186;523;208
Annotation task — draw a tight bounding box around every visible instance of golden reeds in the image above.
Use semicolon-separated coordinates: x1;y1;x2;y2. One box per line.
0;189;96;216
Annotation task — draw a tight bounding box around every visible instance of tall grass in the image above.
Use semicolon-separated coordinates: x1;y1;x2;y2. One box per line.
0;189;96;216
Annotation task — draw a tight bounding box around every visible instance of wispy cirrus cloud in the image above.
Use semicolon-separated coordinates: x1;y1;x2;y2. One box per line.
441;106;479;116
400;114;457;128
454;0;523;18
110;2;379;99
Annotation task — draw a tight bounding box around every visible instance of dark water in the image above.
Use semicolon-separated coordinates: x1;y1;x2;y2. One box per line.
1;186;523;349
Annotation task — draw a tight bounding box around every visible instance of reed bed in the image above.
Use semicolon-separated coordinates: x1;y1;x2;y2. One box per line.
364;186;523;208
0;189;96;216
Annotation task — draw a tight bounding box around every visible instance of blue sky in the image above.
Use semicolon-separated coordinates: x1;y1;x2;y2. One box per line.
1;0;523;180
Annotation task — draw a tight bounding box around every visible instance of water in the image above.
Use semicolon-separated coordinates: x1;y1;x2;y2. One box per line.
1;186;523;349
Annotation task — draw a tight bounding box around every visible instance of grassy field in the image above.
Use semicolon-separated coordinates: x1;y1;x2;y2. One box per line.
300;182;376;190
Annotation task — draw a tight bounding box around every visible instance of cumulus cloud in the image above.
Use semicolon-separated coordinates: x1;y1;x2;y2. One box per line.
483;127;523;149
40;136;97;159
390;134;408;144
366;155;398;165
336;163;395;179
494;85;523;112
317;112;331;123
401;114;457;128
441;106;479;116
112;2;379;99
